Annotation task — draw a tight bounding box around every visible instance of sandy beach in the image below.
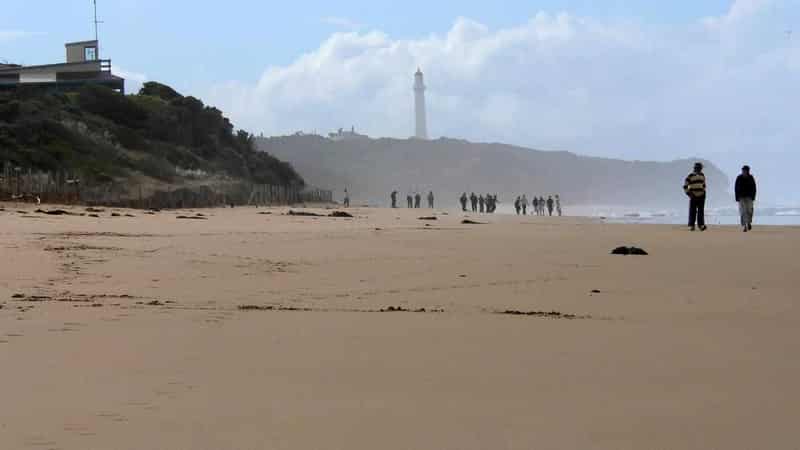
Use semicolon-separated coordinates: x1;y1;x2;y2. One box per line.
1;203;799;449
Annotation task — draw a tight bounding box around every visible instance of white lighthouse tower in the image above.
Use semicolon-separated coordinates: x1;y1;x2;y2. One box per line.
413;68;428;139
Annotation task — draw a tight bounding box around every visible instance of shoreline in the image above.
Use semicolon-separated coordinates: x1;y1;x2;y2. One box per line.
4;200;799;227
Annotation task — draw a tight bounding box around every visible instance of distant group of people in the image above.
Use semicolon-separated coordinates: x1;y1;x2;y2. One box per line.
513;195;561;216
390;190;435;209
459;192;499;214
684;162;757;232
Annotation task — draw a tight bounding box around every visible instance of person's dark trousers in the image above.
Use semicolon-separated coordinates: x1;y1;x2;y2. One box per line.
688;196;706;228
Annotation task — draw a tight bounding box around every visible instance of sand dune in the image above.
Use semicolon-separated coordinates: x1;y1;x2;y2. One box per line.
1;203;798;449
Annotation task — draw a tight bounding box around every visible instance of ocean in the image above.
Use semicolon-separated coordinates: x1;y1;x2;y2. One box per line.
587;208;800;226
492;204;800;226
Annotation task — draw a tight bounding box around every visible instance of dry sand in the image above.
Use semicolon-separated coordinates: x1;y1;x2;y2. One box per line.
1;203;799;449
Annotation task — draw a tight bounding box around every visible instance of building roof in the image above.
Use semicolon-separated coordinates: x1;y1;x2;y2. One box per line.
64;40;99;47
0;60;108;73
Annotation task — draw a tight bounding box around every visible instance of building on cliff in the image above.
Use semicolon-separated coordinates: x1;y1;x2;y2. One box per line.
0;40;125;93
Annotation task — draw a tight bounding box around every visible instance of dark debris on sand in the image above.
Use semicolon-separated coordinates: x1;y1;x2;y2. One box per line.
35;209;75;216
497;310;587;319
379;306;444;313
611;246;649;256
418;216;438;221
461;219;486;225
238;304;444;314
329;211;354;218
286;210;324;217
176;214;208;220
286;210;354;218
238;305;312;312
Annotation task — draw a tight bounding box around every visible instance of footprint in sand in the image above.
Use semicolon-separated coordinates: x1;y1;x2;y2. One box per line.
23;437;60;448
96;411;128;423
156;380;195;400
63;424;95;437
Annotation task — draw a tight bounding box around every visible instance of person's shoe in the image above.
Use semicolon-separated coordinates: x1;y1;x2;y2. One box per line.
743;226;748;232
748;223;752;231
689;226;696;231
699;225;707;231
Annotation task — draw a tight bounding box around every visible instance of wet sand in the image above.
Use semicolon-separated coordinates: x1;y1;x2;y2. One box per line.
1;204;799;449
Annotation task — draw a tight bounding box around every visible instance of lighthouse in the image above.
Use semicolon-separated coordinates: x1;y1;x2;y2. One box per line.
414;68;428;139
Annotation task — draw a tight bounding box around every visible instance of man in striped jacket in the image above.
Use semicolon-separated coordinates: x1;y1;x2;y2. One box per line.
684;162;708;231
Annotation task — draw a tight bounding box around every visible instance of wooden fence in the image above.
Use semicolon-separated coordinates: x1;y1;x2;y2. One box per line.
248;185;333;206
1;164;332;209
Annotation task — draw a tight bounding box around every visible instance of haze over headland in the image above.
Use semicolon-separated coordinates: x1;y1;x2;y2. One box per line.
5;0;798;203
257;134;729;208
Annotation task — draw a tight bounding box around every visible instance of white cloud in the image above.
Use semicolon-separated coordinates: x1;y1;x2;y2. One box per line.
704;0;774;28
206;2;800;203
322;16;363;30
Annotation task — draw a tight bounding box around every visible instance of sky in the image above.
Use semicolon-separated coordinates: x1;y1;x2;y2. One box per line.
2;0;799;203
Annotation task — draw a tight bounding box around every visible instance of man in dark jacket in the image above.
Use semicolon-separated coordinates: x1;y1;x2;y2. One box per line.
683;162;707;231
735;165;757;232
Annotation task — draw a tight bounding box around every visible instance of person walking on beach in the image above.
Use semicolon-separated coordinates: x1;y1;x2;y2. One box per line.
343;189;350;208
521;195;528;215
547;196;555;216
684;162;708;231
470;192;478;213
532;197;539;216
407;194;413;209
390;190;398;208
538;196;545;216
514;196;521;215
735;165;757;232
414;192;422;209
488;194;496;213
460;192;468;212
555;195;562;216
478;195;485;213
427;191;435;209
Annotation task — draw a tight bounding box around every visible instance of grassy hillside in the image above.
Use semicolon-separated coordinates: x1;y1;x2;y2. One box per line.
0;82;303;188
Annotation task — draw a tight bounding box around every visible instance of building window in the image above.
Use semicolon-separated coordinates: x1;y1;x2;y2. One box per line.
84;46;97;61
